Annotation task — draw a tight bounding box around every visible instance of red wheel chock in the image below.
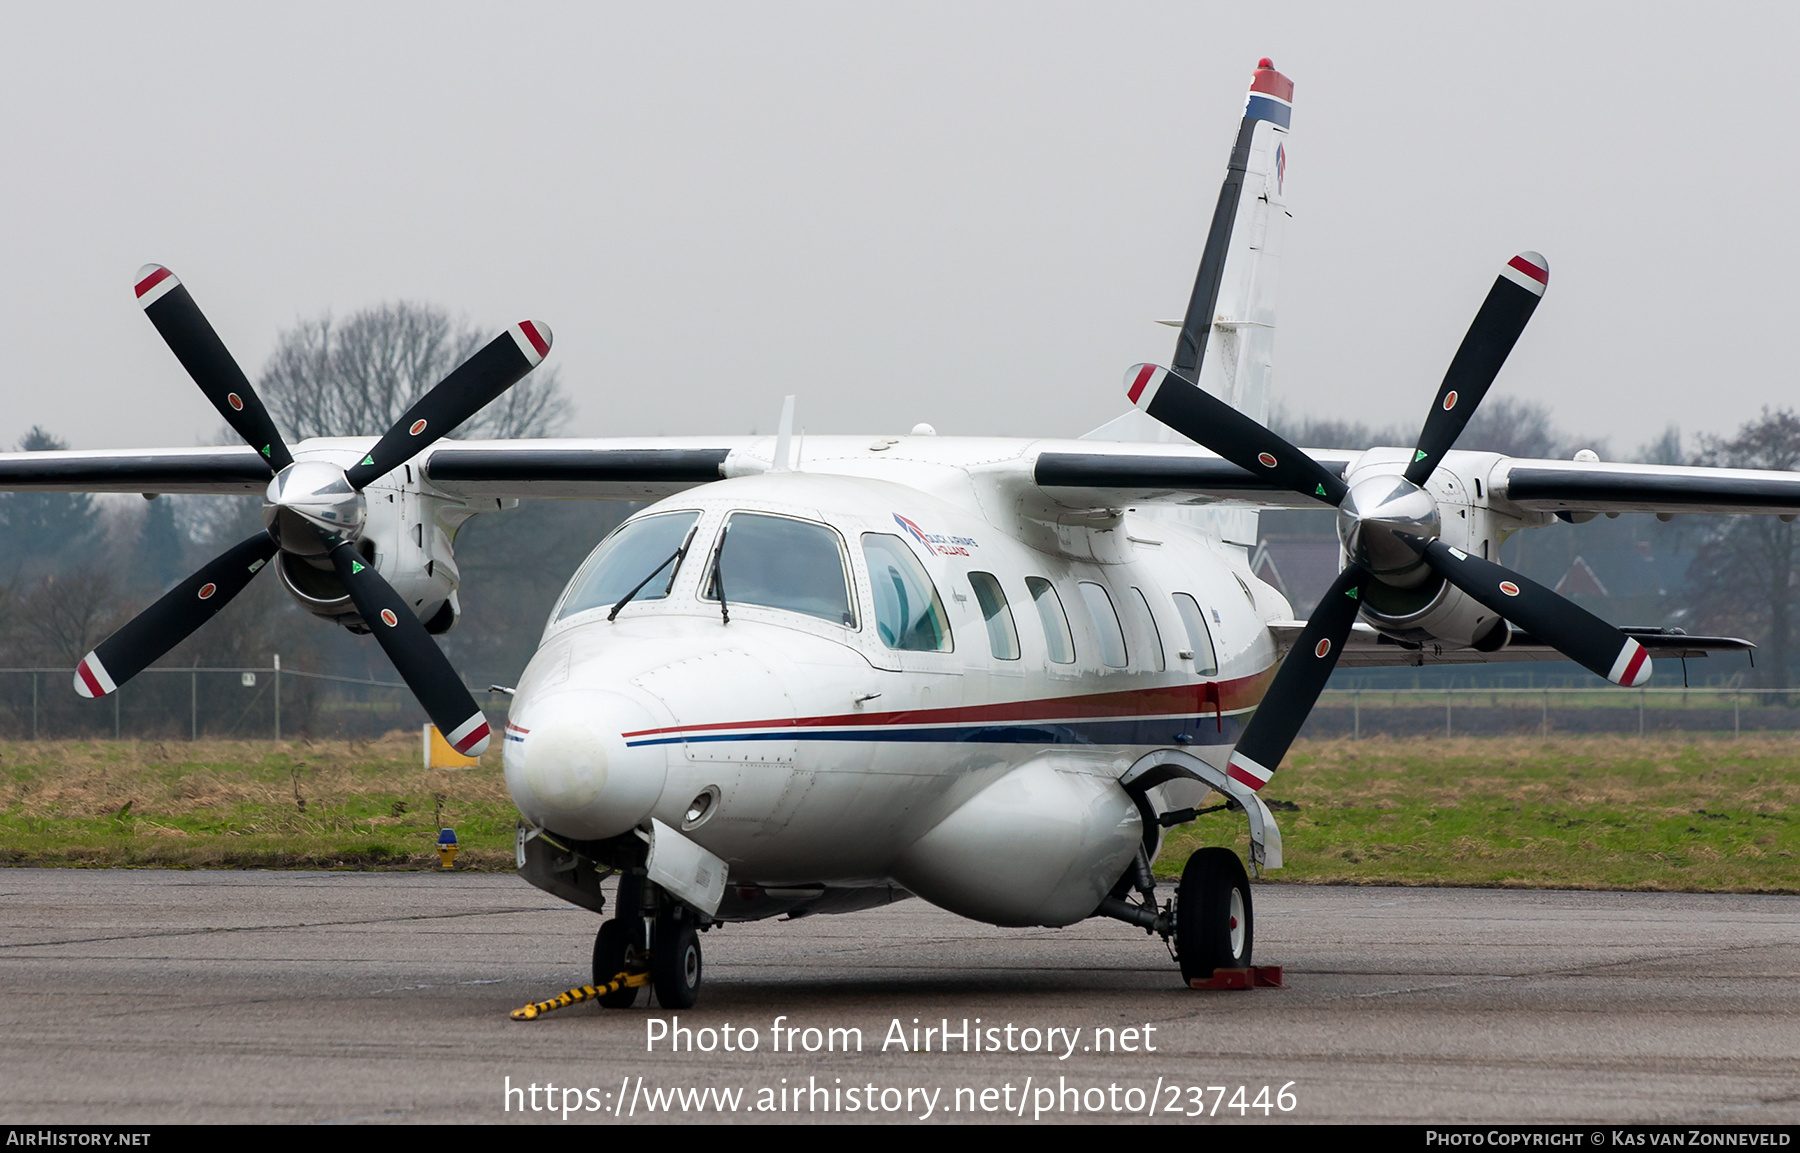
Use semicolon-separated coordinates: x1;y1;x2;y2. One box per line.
1188;965;1284;990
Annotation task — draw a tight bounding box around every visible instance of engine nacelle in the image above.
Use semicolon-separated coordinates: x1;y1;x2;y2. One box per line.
271;447;497;634
1342;448;1533;649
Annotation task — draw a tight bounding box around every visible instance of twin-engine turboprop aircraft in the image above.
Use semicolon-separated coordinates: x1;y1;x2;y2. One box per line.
3;59;1784;1008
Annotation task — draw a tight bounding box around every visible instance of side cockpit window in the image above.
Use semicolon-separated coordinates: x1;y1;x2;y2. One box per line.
556;511;701;621
862;534;953;651
704;512;856;626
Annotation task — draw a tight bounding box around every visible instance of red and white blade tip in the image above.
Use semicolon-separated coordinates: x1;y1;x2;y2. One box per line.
1608;637;1652;688
133;264;181;307
510;320;553;365
73;653;117;699
1225;750;1272;792
1124;362;1169;409
1501;251;1549;296
446;713;491;757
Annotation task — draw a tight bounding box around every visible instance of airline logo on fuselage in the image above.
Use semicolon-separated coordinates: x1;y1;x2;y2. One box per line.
893;514;977;557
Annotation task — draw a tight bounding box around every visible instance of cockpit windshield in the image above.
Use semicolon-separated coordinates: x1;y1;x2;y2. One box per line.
556;511;700;621
703;512;856;627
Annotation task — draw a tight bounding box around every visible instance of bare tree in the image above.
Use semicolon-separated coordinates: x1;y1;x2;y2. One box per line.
257;302;572;440
1271;397;1601;459
1678;408;1800;691
11;570;125;665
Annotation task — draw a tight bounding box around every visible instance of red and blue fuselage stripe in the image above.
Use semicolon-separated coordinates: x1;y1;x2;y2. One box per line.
619;671;1272;750
624;715;1246;748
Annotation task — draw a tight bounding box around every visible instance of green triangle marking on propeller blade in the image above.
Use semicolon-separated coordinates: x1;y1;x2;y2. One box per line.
1414;450;1427;462
260;445;271;457
360;455;375;467
1315;483;1327;496
1346;587;1359;599
350;560;365;574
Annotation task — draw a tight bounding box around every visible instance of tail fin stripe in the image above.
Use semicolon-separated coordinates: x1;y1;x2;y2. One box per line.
1243;95;1292;128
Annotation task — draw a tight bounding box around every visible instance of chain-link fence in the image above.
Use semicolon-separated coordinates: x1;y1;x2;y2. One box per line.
1301;687;1800;739
0;663;511;741
3;669;1797;743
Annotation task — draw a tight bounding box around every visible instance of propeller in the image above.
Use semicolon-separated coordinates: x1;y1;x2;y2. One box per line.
1126;363;1347;505
1413;539;1649;687
1131;251;1650;789
74;532;279;699
1223;564;1366;793
328;540;491;754
1404;253;1548;484
134;265;294;472
75;266;553;756
344;321;550;489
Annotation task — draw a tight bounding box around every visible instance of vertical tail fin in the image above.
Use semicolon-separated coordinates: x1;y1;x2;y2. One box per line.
1087;58;1294;551
1170;57;1292;426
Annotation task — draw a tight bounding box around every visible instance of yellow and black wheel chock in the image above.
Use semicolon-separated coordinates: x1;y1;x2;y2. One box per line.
510;965;651;1021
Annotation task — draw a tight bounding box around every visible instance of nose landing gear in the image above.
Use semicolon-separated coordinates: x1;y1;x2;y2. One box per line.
590;874;706;1009
651;907;702;1010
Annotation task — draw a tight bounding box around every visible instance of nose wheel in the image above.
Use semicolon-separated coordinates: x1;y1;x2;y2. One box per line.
651;908;703;1009
590;874;705;1009
1174;847;1254;983
591;918;645;1008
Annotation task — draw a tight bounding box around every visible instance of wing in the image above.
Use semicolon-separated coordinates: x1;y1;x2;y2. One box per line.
1032;444;1359;509
0;438;749;499
1026;442;1800;518
1268;620;1754;667
0;446;271;494
1493;458;1800;516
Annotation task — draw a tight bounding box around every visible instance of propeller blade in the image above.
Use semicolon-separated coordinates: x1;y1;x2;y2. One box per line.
74;532;278;698
1125;363;1348;506
134;265;294;473
344;321;552;490
328;541;491;755
1419;539;1651;687
1403;252;1549;484
1224;563;1367;792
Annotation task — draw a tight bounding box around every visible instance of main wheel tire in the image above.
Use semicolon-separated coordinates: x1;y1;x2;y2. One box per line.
592;918;642;1008
1175;846;1253;983
651;913;703;1010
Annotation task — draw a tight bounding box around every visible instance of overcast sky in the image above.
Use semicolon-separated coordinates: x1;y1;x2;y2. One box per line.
3;2;1795;458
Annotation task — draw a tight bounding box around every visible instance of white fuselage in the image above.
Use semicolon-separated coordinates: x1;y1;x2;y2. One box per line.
501;442;1289;928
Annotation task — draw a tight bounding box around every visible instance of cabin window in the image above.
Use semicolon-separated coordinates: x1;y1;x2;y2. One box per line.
556;510;701;620
1077;581;1129;669
968;572;1020;660
1025;576;1075;665
861;534;952;651
1172;592;1220;676
704;512;856;626
1130;586;1166;672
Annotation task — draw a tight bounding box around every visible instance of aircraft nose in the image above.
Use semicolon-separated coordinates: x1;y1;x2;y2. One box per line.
504;690;668;840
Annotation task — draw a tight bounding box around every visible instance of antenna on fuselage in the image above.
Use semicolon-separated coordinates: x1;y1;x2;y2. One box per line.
772;395;797;472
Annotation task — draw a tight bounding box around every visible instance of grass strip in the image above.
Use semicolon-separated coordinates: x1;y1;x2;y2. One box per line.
0;734;1794;891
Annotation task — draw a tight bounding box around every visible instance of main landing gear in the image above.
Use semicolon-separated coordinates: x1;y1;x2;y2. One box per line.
1098;841;1255;985
591;874;705;1009
1174;847;1253;983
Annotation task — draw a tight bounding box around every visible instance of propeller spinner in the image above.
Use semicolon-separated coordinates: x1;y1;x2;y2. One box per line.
74;266;555;757
1129;251;1651;790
